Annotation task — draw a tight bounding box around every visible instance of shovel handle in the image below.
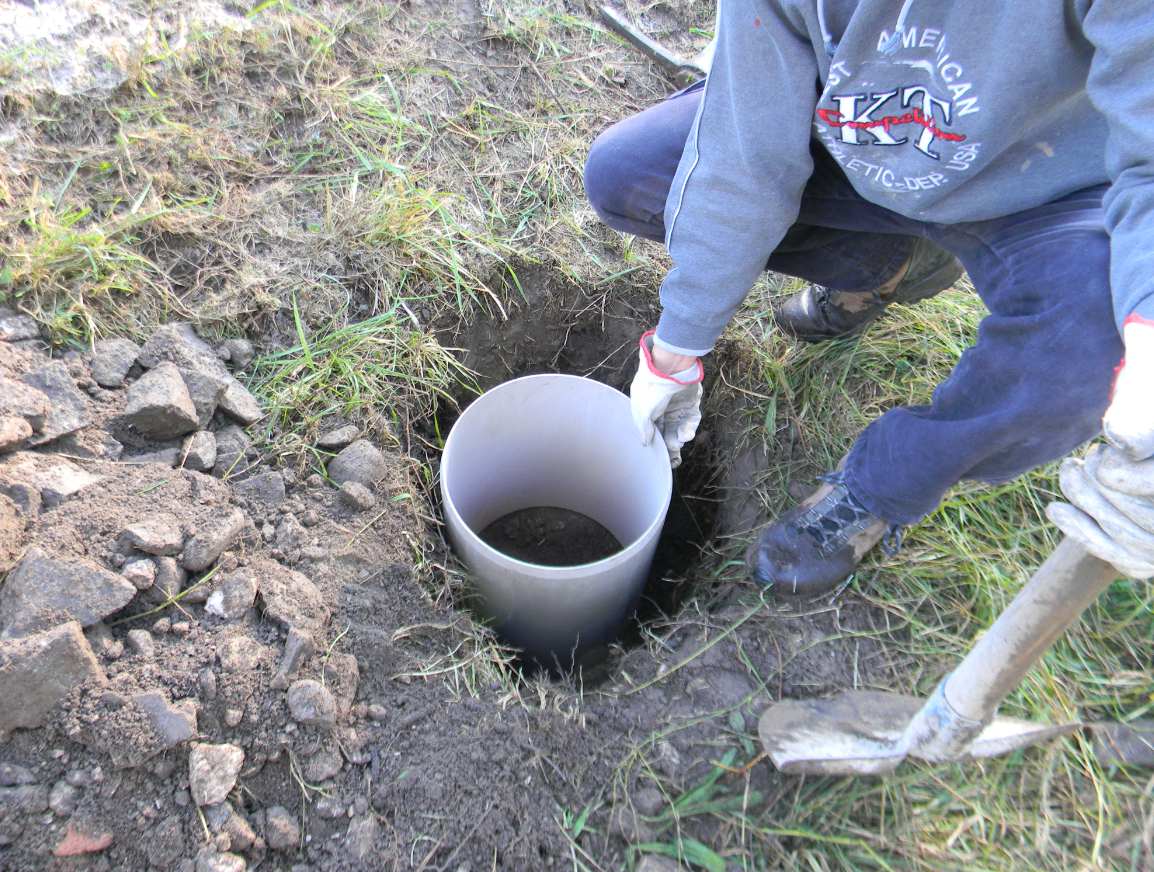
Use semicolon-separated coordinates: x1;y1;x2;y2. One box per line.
943;537;1120;723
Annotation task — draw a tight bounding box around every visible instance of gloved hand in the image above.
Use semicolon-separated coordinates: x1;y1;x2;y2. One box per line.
629;330;704;468
1103;317;1154;461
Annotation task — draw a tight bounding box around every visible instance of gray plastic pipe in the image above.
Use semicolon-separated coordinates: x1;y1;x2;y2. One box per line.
440;374;673;660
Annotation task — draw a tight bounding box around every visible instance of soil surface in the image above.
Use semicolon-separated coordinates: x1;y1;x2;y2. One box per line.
479;506;623;567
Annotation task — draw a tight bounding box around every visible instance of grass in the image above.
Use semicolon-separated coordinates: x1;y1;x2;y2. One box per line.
5;0;1152;869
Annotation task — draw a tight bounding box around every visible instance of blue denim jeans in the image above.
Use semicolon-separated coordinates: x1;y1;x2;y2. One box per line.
584;82;1123;524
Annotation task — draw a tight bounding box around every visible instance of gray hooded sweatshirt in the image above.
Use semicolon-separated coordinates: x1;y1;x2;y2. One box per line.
654;0;1154;356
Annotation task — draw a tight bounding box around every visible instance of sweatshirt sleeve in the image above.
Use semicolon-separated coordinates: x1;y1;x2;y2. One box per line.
1083;0;1154;330
654;0;819;356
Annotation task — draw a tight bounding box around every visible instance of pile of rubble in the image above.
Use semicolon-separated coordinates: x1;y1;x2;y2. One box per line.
0;311;400;869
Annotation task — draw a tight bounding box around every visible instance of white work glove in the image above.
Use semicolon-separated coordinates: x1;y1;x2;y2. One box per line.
1047;318;1154;579
629;330;703;468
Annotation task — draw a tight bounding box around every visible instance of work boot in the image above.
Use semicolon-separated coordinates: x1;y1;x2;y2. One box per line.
746;470;898;597
773;239;963;342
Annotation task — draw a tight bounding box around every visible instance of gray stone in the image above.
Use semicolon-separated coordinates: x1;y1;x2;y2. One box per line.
217;635;264;673
608;804;656;844
198;668;218;701
123;362;198;439
317;425;359;451
0;764;36;786
326;440;387;487
286;679;337;728
0;451;103;508
126;629;155;657
122;558;156;590
0;376;49;432
322;652;359;716
270;627;314;690
0;417;30;453
635;858;686;872
178;368;228;428
263;805;299;852
314;796;345;819
137;323;220;371
51;428;123;460
121;516;184;556
204;570;258;621
0;622;106;736
301;741;342;782
344;815;379;861
233;471;285;507
0;549;136;638
195;850;247;872
0;310;39;342
213;425;251;479
182;431;217;472
133;690;197;749
632;786;665;817
48;780;80;816
90;338;140;388
338;480;377;512
0;784;50;814
146;816;185;869
122;446;182;467
188;742;244;806
20;362;91;445
181;508;246;572
204;801;256;852
217;339;255;370
218;380;263;425
255;560;329;633
149;557;186;604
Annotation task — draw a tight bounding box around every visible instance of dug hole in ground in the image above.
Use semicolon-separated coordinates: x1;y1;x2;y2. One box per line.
1;0;1149;870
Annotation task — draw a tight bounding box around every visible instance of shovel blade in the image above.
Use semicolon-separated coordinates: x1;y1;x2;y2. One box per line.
760;690;1079;776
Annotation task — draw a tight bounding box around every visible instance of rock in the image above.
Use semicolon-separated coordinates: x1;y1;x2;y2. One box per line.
608;804;656;843
366;703;387;722
20;361;91;445
218;636;265;673
121;516;184;555
322;652;359;716
122;557;157;590
123;361;199;439
326;440;387;487
632;786;665;817
0;376;49;431
0;493;27;573
138;323;220;370
181;508;245;572
345;815;379;861
274;513;306;553
0;417;31;453
0;622;106;736
133;690;197;749
0;549;137;638
52;824;113;857
301;741;342;782
0;450;103;508
150;557;186;604
126;629;155;657
90;338;140;388
0;784;50;814
51;428;123;460
217;339;255;369
0;763;36;786
213;426;251;478
48;780;80;816
188;742;244;806
205;801;256;852
204;570;258;621
315;796;345;819
179;368;229;428
635;858;686;872
338;481;376;511
286;679;337;728
122;445;183;467
146;816;185;868
263;805;299;851
317;425;359;451
256;560;329;633
198;668;218;701
218;380;264;425
271;628;314;690
233;471;285;507
182;431;217;472
195;850;246;872
0;310;39;342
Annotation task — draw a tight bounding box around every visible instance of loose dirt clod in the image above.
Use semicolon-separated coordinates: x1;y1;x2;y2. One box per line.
326;439;388;487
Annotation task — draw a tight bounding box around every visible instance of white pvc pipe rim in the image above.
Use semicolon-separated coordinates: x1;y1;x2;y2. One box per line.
440;374;673;658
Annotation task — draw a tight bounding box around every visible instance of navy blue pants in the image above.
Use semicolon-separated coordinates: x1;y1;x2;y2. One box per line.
584;83;1123;525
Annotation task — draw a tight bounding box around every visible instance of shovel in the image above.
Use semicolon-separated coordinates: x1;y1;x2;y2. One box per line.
759;537;1122;775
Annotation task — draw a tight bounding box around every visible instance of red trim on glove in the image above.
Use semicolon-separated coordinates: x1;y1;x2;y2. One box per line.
640;330;704;385
1111;315;1154;400
1124;313;1154;329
